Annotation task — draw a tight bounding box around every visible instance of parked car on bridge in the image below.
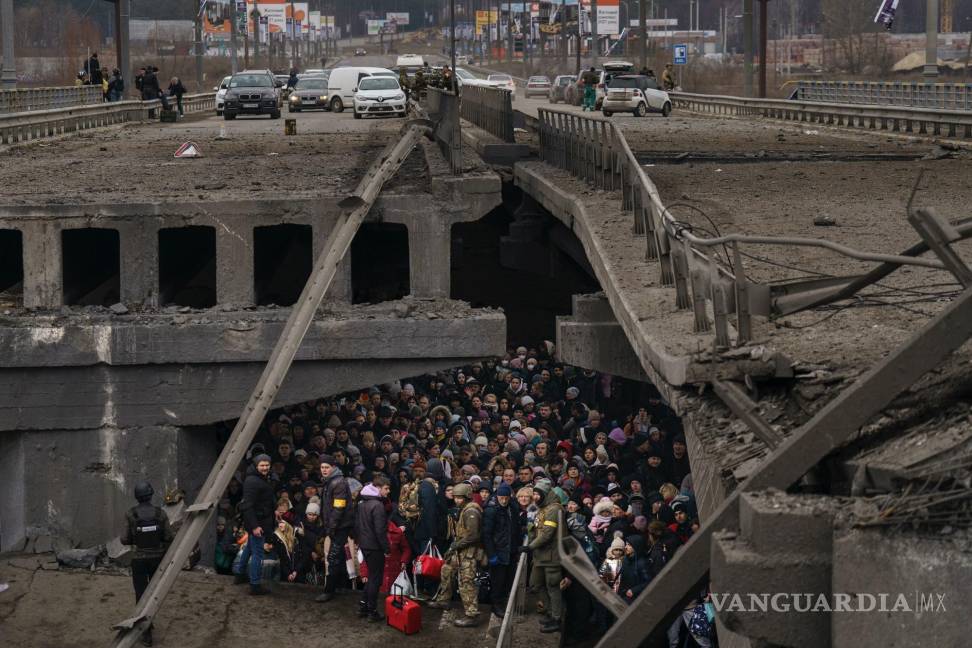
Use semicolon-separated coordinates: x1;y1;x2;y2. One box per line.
214;75;231;116
565;61;635;109
487;73;516;99
353;76;407;119
327;66;395;112
548;75;575;103
525;75;552;98
354;48;367;56
223;71;282;120
288;76;331;112
601;75;672;118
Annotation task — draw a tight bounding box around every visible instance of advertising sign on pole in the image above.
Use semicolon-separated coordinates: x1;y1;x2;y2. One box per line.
596;0;620;36
386;12;410;26
367;19;387;35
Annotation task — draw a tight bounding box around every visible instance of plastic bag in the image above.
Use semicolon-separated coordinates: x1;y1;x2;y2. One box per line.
393;566;415;598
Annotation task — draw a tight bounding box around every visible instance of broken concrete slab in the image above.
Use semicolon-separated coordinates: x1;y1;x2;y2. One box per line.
56;546;103;569
106;537;133;567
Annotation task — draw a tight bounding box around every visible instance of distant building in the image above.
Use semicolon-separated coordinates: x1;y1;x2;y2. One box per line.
129;20;194;43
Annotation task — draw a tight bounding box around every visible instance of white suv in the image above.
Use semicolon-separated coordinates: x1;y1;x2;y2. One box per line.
601;75;672;118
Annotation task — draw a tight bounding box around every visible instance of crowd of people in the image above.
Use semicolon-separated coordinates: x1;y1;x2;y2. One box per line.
206;344;713;646
75;53;187;115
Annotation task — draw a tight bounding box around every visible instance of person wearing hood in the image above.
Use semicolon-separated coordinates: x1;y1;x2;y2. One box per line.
354;474;391;621
618;535;650;603
522;479;564;634
316;454;353;602
235;454;276;596
483;483;519;619
378;508;413;595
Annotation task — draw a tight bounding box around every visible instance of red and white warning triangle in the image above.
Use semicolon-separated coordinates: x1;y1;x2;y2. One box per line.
174;141;203;158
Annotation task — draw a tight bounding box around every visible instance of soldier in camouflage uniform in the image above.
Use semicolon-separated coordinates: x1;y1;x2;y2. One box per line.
522;478;563;634
413;69;427;100
427;482;484;627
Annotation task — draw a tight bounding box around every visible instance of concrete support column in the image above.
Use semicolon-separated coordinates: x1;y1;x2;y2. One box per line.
924;0;939;78
408;214;451;298
119;223;158;307
0;0;15;88
216;224;254;305
313;226;351;302
21;222;62;310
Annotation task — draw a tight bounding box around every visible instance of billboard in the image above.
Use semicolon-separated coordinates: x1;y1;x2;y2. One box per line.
386;12;410;26
246;1;309;34
203;0;233;36
476;9;498;32
596;0;619;36
367;19;387;35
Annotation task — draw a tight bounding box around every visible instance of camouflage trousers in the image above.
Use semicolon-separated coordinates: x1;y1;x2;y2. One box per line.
433;553;479;617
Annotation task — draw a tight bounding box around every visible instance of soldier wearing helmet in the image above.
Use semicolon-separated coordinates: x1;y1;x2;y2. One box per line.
121;481;173;646
427;481;485;627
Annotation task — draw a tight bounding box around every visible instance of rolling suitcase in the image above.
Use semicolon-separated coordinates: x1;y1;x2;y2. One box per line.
386;584;422;635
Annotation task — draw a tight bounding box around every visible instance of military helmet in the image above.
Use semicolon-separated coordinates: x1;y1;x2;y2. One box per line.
533;478;553;496
453;482;473;499
134;481;154;502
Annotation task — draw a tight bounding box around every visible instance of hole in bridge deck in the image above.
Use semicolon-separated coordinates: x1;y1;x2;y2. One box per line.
62;228;120;306
351;223;409;304
0;229;23;308
159;226;217;308
254;224;313;307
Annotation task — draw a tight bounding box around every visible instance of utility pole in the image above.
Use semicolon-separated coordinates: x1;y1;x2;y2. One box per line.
230;0;239;73
638;0;646;70
290;1;298;70
495;0;501;64
194;2;204;91
450;0;456;84
743;0;753;96
925;0;939;78
561;0;567;65
115;0;131;95
507;1;513;63
252;8;261;69
591;0;598;65
758;0;768;97
575;16;581;74
1;0;17;88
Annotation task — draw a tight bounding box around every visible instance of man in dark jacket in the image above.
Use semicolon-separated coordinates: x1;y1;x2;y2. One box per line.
236;454;275;595
483;483;519;619
121;481;173;647
413;457;445;597
354;474;391;621
317;454;353;602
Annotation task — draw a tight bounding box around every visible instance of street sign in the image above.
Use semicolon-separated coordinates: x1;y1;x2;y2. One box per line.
673;44;688;65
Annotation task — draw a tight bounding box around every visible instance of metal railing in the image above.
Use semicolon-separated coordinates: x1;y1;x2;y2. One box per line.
426;87;463;175
495;550;529;648
461;84;515;143
790;80;972;112
0;93;216;146
535;107;955;348
674;91;972;139
0;85;105;114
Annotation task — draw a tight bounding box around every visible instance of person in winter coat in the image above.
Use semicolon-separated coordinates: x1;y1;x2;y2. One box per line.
317;454;353;602
266;520;304;583
415;457;446;555
378;509;413;594
296;502;325;581
235;454;276;595
167;77;187;115
618;536;650;603
354;474;391;621
483;483;519;618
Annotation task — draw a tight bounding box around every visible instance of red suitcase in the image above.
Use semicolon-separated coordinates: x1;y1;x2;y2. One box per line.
386;587;422;635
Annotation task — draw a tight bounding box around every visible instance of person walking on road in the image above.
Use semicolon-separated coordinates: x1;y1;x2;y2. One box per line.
522;478;564;634
167;77;187;116
354;474;391;621
662;64;676;91
236;453;276;596
428;482;485;627
582;67;598;112
121;481;173;647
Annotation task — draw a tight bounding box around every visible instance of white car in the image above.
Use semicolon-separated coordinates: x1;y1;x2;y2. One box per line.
487;73;516;98
214;75;231;116
353;76;406;119
601;75;672;118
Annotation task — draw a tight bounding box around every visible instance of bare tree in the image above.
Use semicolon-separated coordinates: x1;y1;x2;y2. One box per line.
821;0;890;74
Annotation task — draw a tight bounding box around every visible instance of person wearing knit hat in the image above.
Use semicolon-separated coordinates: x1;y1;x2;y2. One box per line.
608;427;627;446
592;498;614;518
608;532;626;556
305;501;321;516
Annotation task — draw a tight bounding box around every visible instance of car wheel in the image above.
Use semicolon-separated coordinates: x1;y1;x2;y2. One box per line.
635;102;647;117
331;97;344;113
603;111;613;117
353;111;362;120
662;102;672;117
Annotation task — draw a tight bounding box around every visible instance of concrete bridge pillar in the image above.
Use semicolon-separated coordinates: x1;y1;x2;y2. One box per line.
216;223;254;305
119;222;159;307
21;221;62;310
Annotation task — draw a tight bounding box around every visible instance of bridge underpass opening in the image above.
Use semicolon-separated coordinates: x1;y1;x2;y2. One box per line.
351;223;409;304
0;229;23;308
61;228;120;306
158;226;217;308
254;223;313;307
451;201;600;343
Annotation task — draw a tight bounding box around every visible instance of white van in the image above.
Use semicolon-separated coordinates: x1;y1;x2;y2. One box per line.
326;66;396;113
396;54;424;70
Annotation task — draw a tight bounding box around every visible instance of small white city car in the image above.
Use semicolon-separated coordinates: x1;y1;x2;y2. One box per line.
353;76;407;119
601;75;672;118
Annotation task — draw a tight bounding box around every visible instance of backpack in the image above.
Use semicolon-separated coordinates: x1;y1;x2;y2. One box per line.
398;479;422;522
688;603;713;639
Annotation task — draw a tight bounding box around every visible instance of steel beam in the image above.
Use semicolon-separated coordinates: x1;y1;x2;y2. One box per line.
109;127;424;648
908;208;972;287
595;285;972;648
711;379;782;449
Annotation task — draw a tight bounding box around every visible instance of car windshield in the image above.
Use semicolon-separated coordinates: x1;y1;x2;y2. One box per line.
231;74;272;88
609;77;642;89
359;77;399;91
558;76;574;85
297;79;327;90
488;75;512;82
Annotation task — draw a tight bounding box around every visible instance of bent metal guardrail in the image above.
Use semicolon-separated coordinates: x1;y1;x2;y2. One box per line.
0;93;216;145
673;91;972;139
0;85;105;114
461;84;515;143
535;107;952;348
790;80;972;112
